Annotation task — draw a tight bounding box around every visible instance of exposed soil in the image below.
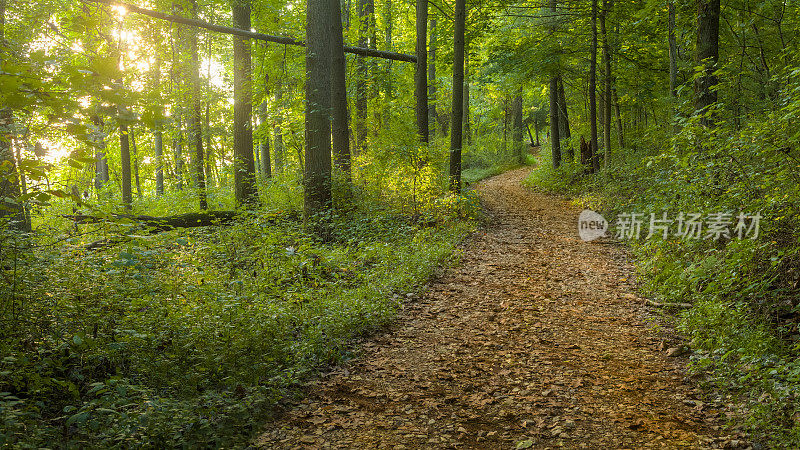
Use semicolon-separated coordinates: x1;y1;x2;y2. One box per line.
257;167;738;449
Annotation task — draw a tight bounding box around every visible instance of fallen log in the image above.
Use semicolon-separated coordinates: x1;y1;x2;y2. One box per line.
65;211;240;232
644;299;693;309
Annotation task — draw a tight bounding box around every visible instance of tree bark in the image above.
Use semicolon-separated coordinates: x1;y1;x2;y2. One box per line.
304;0;333;218
589;0;600;173
150;129;163;195
463;51;471;145
273;79;285;174
557;76;572;162
174;115;184;190
92;113;110;196
232;0;256;207
384;0;393;98
668;1;678;99
613;86;624;148
331;0;351;182
0;1;30;231
415;0;429;142
448;0;465;192
120;123;133;210
549;78;561;169
512;89;523;163
260;127;271;179
695;0;720;127
131;126;142;197
428;17;438;135
600;0;612;169
355;0;369;154
67;210;241;231
548;0;561;169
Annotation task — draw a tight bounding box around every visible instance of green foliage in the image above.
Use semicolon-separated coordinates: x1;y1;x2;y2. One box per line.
524;76;800;444
0;193;476;446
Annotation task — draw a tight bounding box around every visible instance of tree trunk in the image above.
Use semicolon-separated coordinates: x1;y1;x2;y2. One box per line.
557;76;572;162
131;126;142;197
548;0;561;169
512;89;523;163
92;114;110;196
260;128;271;179
0;1;27;231
448;0;465;192
274;81;285;174
304;0;333;218
174;116;184;190
463;51;471;145
120;123;133;210
331;0;351;182
613;86;624;148
355;0;369;154
415;0;429;142
600;0;612;169
384;0;393;98
428;17;438;135
589;0;600;173
232;0;256;207
154;124;164;195
502;99;508;155
695;0;719;127
668;1;678;99
549;78;561;169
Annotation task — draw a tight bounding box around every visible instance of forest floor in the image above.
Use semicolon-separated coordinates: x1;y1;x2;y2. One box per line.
256;167;745;449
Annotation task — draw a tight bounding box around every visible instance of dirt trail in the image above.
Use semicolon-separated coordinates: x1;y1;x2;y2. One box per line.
257;167;727;449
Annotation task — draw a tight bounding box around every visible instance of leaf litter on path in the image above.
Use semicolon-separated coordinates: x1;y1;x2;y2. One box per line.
257;168;745;449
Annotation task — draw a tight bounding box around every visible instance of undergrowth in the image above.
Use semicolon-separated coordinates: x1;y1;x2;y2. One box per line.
0;127;522;447
524;113;800;447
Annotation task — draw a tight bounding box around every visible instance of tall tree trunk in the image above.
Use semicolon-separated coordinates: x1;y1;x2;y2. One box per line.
463;51;471;145
548;0;561;169
0;0;28;231
695;0;719;127
205;102;214;187
448;0;465;192
154;128;164;195
260;128;271;179
184;1;207;210
589;0;600;173
512;88;523;163
331;0;351;182
557;76;572;162
600;0;612;169
304;0;333;218
384;0;393;98
232;0;256;207
502;99;508;155
428;17;438;135
120;123;133;210
613;86;624;148
92;114;110;196
549;78;561;169
668;1;678;99
355;0;369;153
273;79;285;174
174;114;184;190
131;127;142;197
415;0;428;142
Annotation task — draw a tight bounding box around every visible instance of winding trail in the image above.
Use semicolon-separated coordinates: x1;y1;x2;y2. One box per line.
258;167;728;449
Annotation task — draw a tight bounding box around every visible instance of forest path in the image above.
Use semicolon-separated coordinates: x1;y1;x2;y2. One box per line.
257;167;728;449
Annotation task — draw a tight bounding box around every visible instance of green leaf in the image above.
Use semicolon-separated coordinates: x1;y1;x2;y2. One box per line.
65;410;89;427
